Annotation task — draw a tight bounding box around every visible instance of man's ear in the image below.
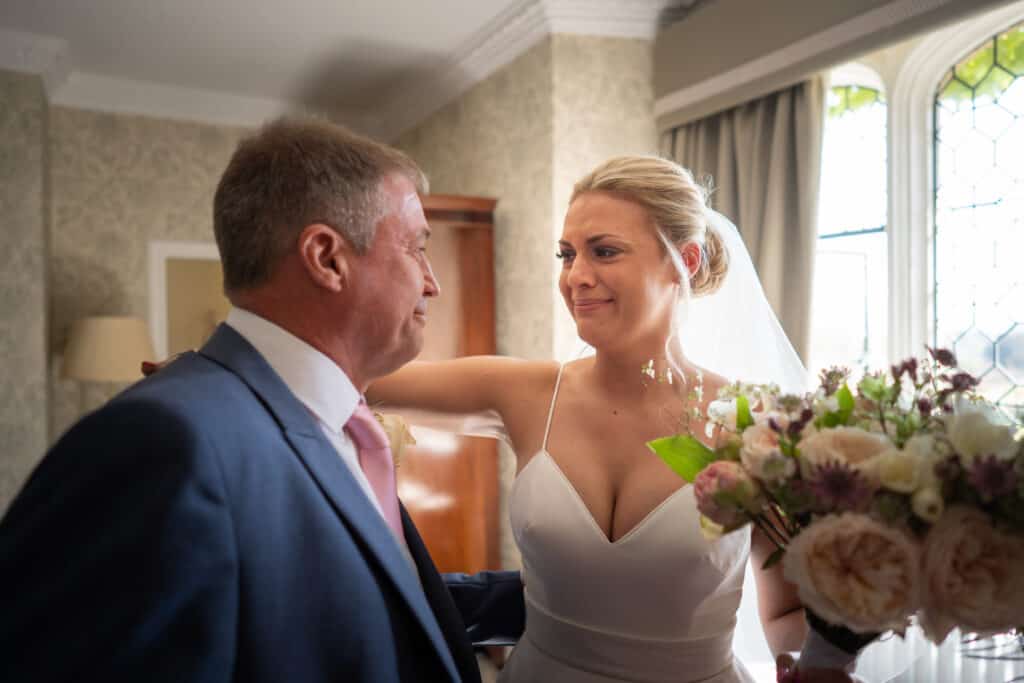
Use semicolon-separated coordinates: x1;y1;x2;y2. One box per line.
298;223;351;292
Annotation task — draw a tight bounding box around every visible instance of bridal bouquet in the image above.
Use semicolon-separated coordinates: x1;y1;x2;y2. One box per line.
647;347;1024;650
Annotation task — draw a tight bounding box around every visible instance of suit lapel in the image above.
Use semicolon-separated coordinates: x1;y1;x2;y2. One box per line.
402;507;480;683
199;324;460;682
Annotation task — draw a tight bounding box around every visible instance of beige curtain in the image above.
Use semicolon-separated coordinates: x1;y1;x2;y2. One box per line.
661;76;826;363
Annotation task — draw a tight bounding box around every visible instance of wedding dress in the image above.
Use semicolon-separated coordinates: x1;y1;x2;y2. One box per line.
497;365;758;683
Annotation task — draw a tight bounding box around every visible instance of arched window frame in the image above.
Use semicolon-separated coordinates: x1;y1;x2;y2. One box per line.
888;1;1024;361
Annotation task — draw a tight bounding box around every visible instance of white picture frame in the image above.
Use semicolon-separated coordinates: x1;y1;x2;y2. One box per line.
147;240;221;360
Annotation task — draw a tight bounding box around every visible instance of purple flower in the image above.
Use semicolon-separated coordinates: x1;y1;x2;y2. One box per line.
807;462;875;512
917;398;933;417
968;455;1018;501
950;372;979;392
818;367;850;396
928;347;958;368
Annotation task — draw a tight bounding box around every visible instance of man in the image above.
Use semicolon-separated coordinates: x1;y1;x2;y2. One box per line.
0;117;522;682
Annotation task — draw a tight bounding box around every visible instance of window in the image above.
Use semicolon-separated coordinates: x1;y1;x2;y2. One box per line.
810;6;1024;429
933;21;1024;422
809;81;888;377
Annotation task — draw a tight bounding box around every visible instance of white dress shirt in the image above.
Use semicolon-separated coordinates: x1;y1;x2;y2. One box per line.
225;308;415;567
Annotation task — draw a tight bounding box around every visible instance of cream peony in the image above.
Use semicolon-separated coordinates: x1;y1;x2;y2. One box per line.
741;423;795;483
798;427;890;483
783;513;920;634
919;505;1024;643
877;447;921;494
945;409;1018;466
374;412;417;467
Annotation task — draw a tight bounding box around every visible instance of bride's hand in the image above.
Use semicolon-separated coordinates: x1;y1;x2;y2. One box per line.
776;654;856;683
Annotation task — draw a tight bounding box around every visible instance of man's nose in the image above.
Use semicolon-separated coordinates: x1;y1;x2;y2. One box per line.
423;258;441;298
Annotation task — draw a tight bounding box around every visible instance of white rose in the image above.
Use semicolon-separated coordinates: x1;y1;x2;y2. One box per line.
783;513;920;634
741;423;795;483
946;409;1017;466
798;427;891;484
877;447;920;493
919;506;1024;643
707;399;738;430
903;435;944;488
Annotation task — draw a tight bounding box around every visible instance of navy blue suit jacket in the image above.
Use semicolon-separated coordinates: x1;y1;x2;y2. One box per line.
0;325;522;683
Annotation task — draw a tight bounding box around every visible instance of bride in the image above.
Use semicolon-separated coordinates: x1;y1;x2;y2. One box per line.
370;156;838;683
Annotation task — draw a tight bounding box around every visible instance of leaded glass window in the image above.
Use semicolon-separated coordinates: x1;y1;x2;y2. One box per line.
934;22;1024;422
809;83;888;376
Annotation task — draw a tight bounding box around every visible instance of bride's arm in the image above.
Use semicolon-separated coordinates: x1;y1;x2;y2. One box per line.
367;357;557;446
751;526;806;655
368;356;539;414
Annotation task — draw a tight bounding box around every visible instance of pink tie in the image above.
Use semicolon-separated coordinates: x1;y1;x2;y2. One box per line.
345;402;404;541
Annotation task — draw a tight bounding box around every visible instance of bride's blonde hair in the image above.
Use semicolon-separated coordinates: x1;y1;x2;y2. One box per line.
570;156;729;297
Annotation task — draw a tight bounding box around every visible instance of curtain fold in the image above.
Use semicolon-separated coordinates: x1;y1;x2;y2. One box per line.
661;76;827;364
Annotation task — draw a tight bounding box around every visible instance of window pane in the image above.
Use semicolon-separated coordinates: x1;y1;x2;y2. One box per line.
811;82;887;376
818;86;887;236
809;232;888;376
934;22;1024;422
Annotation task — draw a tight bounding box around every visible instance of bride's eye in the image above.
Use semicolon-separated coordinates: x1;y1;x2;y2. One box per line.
556;250;574;263
594;246;620;258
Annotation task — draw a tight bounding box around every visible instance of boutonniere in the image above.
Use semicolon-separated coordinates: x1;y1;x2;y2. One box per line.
374;412;417;468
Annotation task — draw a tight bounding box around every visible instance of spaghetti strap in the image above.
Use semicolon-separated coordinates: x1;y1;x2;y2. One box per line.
541;364;565;451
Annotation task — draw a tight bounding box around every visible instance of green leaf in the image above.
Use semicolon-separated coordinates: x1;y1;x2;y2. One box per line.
647;435;716;483
761;547;785;570
858;374;889;403
836;384;855;424
736;395;754;431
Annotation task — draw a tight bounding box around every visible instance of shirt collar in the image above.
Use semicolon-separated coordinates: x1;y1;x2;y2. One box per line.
225;307;360;433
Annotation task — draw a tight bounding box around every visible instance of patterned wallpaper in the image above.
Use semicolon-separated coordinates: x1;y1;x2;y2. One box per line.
551;35;658;360
0;70;48;513
48;108;249;438
396;34;656;568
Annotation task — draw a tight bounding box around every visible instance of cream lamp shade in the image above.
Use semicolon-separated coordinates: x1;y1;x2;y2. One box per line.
63;316;156;383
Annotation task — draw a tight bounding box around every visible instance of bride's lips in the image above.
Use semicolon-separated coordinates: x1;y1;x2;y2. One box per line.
573;298;612;313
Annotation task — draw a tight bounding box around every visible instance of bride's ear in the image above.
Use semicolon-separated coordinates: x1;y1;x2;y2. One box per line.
678;242;702;282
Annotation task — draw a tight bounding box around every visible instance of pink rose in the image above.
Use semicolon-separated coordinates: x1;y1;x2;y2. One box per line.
693;460;764;530
798;427;890;484
919;505;1024;643
783;513;920;634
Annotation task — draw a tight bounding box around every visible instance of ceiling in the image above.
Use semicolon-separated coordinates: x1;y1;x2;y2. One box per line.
0;0;695;138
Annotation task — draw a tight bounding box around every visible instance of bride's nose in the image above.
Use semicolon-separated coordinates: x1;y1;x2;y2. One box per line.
566;255;597;289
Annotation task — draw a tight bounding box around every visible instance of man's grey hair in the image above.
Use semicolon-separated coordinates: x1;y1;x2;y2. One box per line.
213;116;428;293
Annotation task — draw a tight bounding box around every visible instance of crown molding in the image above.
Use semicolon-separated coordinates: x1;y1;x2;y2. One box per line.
545;0;683;39
372;0;679;141
2;0;679;133
370;0;549;142
49;72;297;128
0;28;71;94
